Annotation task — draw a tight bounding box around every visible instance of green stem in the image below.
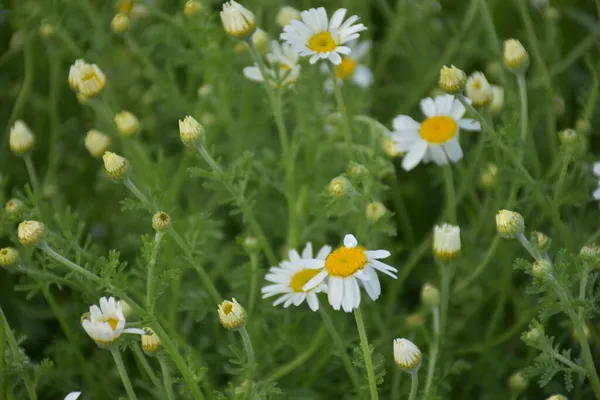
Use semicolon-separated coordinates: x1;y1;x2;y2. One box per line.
159;356;176;400
247;252;259;317
329;65;353;161
408;372;419;400
354;308;379;400
423;306;440;398
456;236;500;291
239;327;256;400
0;308;36;400
516;72;528;143
576;320;600;399
146;232;164;313
318;307;361;390
124;177;150;205
440;263;450;335
132;344;161;389
23;155;40;198
39;241;103;283
111;347;139;400
442;165;456;224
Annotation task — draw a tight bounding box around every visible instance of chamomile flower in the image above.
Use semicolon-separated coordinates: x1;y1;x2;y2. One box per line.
390;94;481;171
321;40;373;90
81;296;144;346
303;234;397;313
243;41;301;88
280;7;367;65
261;242;330;311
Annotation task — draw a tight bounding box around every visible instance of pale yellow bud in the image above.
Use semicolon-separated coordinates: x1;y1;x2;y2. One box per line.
524;325;543;344
465;72;493;107
251;28;269;54
18;220;45;246
9;120;35;154
39;23;56;38
496;210;525;238
508;371;527;392
580;244;600;263
243;236;259;251
5;199;26;219
535;231;549;249
438;65;466;94
141;328;162;354
197;84;213;97
0;248;19;267
179;116;204;147
68;59;106;97
220;1;256;39
328;176;351;199
276;6;301;27
111;13;130;34
531;259;551;279
503;39;529;72
479;163;497;189
349;163;366;177
184;0;202;17
114;111;140;137
433;224;461;260
489;85;504;114
102;151;129;179
383;136;401;158
152;212;171;232
366;202;387;222
118;300;133;318
421;283;440;308
218;298;246;330
85;130;111;158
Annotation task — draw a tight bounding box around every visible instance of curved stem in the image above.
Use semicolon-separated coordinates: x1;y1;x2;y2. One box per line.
111;347;139;400
239;327;256;400
354;308;379;400
329;66;353;161
159;356;175;400
576;320;600;399
123;177;150;205
408;371;419;400
23;155;40;198
423;306;440;398
146;232;164;313
132;344;161;389
247;252;259;317
442;165;456;224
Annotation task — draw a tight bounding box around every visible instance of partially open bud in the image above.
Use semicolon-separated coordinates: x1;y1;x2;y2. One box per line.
111;13;130;34
68;59;106;98
102;151;129;179
433;224;460;260
85;130;111;158
531;259;551;279
421;283;440;308
366;202;387;222
179;116;204;147
114;111;140;137
220;1;256;39
479;163;498;189
184;0;202;17
9;120;35;155
465;72;493;107
534;231;550;249
118;300;133;318
393;338;422;373
439;65;466;94
18;220;45;246
141;328;162;354
496;210;525;238
152;212;171;232
508;371;528;393
503;39;529;72
489;85;504;114
328;176;351;199
5;198;26;219
218;298;246;330
0;248;19;267
580;244;600;264
276;6;301;27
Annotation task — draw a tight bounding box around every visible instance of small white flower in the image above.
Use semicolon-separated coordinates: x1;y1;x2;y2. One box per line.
218;298;247;330
220;1;256;39
243;41;301;88
64;392;82;400
81;297;144;345
393;338;422;372
68;59;106;97
280;7;367;65
303;234;398;313
322;40;373;90
9;120;35;154
262;242;330;311
390;94;481;171
433;224;461;260
465;72;493;107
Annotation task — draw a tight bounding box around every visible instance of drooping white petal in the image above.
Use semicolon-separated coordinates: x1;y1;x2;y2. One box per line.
328;277;344;310
443;139;464;162
458;118;481;131
365;250;391;259
402;140;428;171
303;269;328;291
420;97;436;117
429;146;449;165
307;293;319;311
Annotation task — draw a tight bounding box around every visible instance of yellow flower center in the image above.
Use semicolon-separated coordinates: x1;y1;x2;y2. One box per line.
335;57;356;79
280;63;290;71
222;302;233;314
290;269;321;292
82;71;98;83
308;32;336;53
325;246;368;277
106;318;119;331
419;116;457;144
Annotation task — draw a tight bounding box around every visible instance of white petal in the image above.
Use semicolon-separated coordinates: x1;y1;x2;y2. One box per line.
402;140;428;171
365;250;391;259
443;139;464;162
352;65;373;88
354;269;370;281
301;242;313;259
283;295;296;308
593;187;600;200
124;328;146;335
293;293;307;306
458;118;481;131
429;146;448;165
328;52;342;65
328;277;344;310
449;99;466;120
420;97;436;117
329;8;347;30
316;245;332;260
392;115;421;132
343;234;358;248
243;66;264;82
288;249;301;264
369;259;398;278
307;293;319;311
273;293;293;306
335;46;351;55
434;95;454;115
593;162;600;176
391;130;420;152
351;41;371;60
302;259;326;269
64;392;82;400
342;277;358;312
362;267;381;300
303;270;328;291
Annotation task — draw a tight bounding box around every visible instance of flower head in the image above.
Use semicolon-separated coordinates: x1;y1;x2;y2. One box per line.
111;13;130;34
81;296;144;346
141;328;162;354
328;176;351;198
503;39;529;72
9;120;35;154
439;65;466;94
18;220;45;246
102;151;129;179
0;247;19;267
390;94;481;171
179;116;204;147
393;338;422;372
322;40;373;90
68;59;106;97
281;7;367;65
220;1;256;39
276;6;301;27
366;201;386;222
302;234;398;312
218;298;246;330
262;242;330;311
465;72;493;107
496;210;525;238
152;211;171;232
114;111;140;137
489;85;504;114
85;130;111;158
5;198;25;218
184;0;202;17
433;224;460;260
244;40;301;89
421;283;439;308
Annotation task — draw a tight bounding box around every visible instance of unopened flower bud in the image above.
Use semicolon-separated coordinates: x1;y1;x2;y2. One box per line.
349;163;367;177
220;1;256;39
243;236;259;251
480;163;498;189
5;198;26;219
383;136;402;158
531;259;551;279
184;0;202;17
366;202;387;222
218;298;246;330
496;210;525;238
573;324;590;342
534;231;549;249
9;120;35;154
39;23;56;38
580;244;600;263
489;85;504;114
114;111;140;137
118;300;133;318
524;324;543;344
111;13;130;34
251;28;269;54
393;338;422;372
558;128;577;145
433;224;460;260
179;116;204;147
18;220;45;246
503;39;529;72
276;6;300;27
102;151;129;179
152;212;171;232
85;130;111;158
404;313;424;329
141;328;162;354
421;283;440;308
0;248;19;267
508;371;528;393
328;176;351;199
465;72;493;107
439;65;466;94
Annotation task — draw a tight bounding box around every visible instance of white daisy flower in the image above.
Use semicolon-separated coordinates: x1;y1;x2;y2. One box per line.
81;296;144;346
393;338;422;372
64;392;82;400
280;7;367;65
262;242;330;311
303;234;397;313
321;40;373;90
593;162;600;201
391;94;481;171
243;41;301;88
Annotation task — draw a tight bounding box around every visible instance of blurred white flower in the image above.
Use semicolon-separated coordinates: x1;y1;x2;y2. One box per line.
321;40;373;91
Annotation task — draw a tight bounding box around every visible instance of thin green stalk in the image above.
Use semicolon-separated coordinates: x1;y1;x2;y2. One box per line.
456;236;501;291
423;306;440;398
318;307;361;389
39;241;103;283
329;66;353;161
247;251;259;317
516;72;528;142
111;347;139;400
23;155;40;198
239;327;256;400
575;321;600;399
440;263;450;334
159;356;176;400
146;232;164;313
408;372;419;400
354;308;379;400
0;308;36;400
123;177;150;205
132;344;161;389
442;165;456;224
